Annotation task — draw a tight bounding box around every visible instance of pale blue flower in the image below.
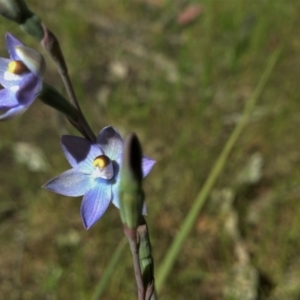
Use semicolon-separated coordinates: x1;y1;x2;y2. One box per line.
44;126;155;229
0;33;45;120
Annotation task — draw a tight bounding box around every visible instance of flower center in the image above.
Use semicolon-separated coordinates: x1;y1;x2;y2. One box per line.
8;60;29;75
93;155;114;180
93;155;110;169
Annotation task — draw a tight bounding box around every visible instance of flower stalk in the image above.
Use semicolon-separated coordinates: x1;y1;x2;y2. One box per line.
39;83;79;123
40;24;96;141
137;218;156;300
119;133;156;300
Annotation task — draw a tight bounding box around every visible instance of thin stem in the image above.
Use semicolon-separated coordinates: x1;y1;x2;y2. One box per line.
41;24;96;141
137;217;156;300
59;69;96;141
124;226;145;300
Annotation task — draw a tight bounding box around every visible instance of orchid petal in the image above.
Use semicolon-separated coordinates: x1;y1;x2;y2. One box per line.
0;88;19;108
61;136;102;172
0;75;24;91
17;72;41;104
111;160;121;208
111;174;121;208
0;104;27;121
97;126;123;163
142;155;155;177
0;74;40;121
80;180;112;229
0;57;9;76
43;168;93;197
5;33;23;61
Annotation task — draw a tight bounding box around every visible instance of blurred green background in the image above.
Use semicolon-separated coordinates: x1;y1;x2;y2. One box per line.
0;0;300;299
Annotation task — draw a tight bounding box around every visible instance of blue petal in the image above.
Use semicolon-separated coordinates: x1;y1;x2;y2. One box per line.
17;72;41;105
80;180;112;229
61;136;102;172
5;33;23;60
0;88;27;121
0;104;27;121
0;73;41;121
0;88;19;108
111;173;120;208
0;57;9;75
142;155;155;177
97;126;123;164
43;168;93;197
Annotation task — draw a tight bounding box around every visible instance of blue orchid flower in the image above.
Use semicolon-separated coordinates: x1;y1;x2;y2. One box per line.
0;33;45;120
44;126;155;229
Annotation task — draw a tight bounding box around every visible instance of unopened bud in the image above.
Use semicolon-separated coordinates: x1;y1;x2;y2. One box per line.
119;133;144;229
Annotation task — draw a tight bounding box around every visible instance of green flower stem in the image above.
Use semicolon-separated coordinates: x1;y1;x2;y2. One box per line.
119;133;157;299
41;25;96;142
39;83;86;136
137;217;156;300
155;45;283;293
124;225;145;300
39;83;78;121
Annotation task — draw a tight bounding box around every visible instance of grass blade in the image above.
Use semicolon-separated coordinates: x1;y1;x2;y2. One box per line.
155;45;283;293
91;237;127;300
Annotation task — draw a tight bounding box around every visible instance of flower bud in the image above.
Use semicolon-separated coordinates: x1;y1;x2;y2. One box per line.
119;133;144;229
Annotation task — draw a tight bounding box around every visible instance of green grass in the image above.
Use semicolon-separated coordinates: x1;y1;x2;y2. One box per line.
0;0;300;299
